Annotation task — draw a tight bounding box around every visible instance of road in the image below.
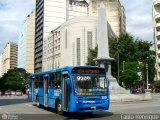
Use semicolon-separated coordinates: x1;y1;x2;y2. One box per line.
0;94;160;120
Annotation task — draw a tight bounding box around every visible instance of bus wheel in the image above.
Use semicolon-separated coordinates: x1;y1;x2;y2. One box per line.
56;101;62;114
86;112;93;115
36;97;41;108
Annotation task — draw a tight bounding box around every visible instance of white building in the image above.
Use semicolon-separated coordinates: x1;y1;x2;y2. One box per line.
1;42;18;75
38;0;124;72
35;0;88;72
88;0;126;36
43;26;64;71
0;53;2;77
67;0;88;20
18;10;35;73
43;16;114;71
153;0;160;81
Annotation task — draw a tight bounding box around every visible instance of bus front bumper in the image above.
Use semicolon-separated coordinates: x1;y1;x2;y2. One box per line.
72;100;110;113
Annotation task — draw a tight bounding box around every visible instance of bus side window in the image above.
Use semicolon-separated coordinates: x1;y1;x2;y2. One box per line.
53;72;61;89
39;76;43;87
54;81;60;88
35;78;39;88
49;74;54;88
35;76;43;88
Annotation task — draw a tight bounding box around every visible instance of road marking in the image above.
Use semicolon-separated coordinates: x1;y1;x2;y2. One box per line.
25;103;32;107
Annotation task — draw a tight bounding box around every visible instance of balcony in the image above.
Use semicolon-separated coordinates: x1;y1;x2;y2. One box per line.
155;14;160;20
158;59;160;63
154;0;160;6
157;41;160;46
156;31;160;36
156;23;160;29
157;50;160;54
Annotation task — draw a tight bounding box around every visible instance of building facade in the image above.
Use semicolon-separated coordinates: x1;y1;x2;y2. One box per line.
35;0;88;73
18;10;35;73
153;0;160;81
1;42;18;75
42;16;114;71
88;0;126;36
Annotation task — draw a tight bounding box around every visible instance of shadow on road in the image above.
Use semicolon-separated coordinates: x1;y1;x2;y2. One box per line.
33;105;114;120
62;112;114;120
18;112;115;120
0;96;29;106
31;104;114;120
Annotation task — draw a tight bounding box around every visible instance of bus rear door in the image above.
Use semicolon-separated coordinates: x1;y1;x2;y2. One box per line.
62;71;70;111
44;75;49;106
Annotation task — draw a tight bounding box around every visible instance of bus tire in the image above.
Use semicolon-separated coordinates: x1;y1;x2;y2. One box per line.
56;101;63;114
86;112;93;115
36;96;41;108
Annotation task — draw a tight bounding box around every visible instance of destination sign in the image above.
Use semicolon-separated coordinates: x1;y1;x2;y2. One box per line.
72;68;105;74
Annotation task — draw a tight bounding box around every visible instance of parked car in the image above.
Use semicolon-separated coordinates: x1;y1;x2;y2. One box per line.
4;90;11;96
0;90;2;96
10;91;16;96
16;90;23;96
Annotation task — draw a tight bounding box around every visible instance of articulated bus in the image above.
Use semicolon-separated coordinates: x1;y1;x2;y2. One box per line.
28;66;110;114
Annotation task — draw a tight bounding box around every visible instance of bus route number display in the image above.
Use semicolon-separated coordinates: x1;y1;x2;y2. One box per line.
72;68;105;74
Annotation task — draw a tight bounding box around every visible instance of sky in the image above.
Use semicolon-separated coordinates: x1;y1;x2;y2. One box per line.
0;0;153;53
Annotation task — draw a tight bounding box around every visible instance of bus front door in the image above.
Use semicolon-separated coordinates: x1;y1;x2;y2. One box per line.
31;80;35;101
44;76;49;105
28;79;34;102
62;74;70;111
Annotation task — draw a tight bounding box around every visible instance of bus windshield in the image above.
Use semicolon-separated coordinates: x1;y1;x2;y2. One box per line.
72;75;108;96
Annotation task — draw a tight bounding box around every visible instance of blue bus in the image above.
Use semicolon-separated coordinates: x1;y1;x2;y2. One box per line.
28;66;110;114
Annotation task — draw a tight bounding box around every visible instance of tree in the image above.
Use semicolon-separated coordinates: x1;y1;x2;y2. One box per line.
153;81;160;92
109;33;155;88
0;68;30;93
87;32;155;89
86;47;97;66
0;73;7;92
120;62;140;89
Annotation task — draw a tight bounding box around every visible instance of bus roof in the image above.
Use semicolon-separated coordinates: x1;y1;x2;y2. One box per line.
31;66;105;77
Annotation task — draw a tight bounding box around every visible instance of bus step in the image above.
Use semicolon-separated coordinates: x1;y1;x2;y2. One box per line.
44;105;48;107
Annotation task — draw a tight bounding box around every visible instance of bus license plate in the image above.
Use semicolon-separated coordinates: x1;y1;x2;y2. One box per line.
90;106;96;109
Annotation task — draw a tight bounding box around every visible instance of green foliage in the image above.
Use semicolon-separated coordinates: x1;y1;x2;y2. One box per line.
0;68;30;93
120;62;140;89
87;32;155;89
109;33;155;88
154;81;160;89
86;47;97;66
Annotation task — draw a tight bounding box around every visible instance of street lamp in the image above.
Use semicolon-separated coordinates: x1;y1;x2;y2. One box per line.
146;64;149;89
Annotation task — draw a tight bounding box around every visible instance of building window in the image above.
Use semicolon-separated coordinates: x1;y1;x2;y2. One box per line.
87;31;92;51
76;38;81;65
